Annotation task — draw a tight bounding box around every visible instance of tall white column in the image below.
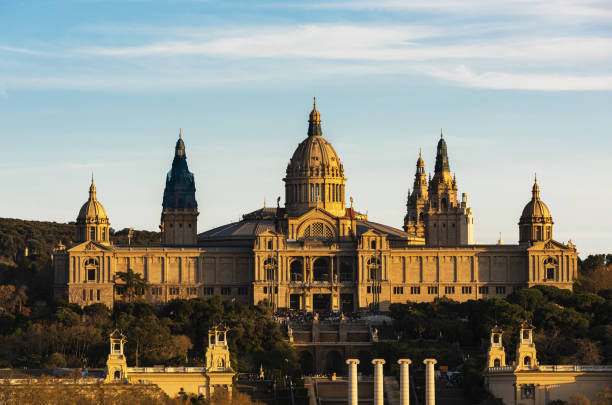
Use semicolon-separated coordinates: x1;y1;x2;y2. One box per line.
423;358;437;405
398;359;411;405
372;359;386;405
346;359;360;405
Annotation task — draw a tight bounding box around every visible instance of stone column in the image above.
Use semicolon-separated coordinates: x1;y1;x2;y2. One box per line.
346;359;360;405
423;358;437;405
398;359;411;405
372;359;385;405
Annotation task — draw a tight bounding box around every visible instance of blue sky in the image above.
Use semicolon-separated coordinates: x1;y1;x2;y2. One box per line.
0;0;611;256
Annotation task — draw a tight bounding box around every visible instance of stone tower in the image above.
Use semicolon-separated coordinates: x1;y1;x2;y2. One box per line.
515;321;537;371
105;329;128;382
519;177;553;244
76;175;111;245
486;325;506;368
283;98;347;218
404;151;428;237
161;130;199;245
205;325;232;372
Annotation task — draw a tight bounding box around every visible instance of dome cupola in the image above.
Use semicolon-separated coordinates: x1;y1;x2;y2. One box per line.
284;98;347;217
519;176;553;244
76;175;110;244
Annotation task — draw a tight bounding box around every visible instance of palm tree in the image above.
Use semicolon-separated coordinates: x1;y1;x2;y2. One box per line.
115;268;148;303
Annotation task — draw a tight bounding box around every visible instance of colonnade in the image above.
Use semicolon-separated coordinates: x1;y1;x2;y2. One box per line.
345;357;437;405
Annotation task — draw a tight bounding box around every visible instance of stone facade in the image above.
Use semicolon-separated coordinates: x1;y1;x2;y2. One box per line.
53;101;578;311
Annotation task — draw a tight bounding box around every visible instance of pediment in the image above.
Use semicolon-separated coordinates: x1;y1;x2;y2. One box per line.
68;240;114;253
294;207;337;223
528;239;571;251
360;228;384;237
256;229;281;237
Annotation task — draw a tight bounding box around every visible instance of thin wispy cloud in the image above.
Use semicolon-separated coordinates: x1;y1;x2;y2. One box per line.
1;1;610;92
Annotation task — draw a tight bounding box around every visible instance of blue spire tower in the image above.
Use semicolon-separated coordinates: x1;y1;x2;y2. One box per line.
160;129;199;245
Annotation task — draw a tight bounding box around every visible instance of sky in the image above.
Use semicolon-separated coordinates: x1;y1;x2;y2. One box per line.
0;0;611;257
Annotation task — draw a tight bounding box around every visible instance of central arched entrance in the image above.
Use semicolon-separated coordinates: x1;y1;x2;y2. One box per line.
313;258;330;282
290;260;303;282
313;294;331;313
299;351;314;375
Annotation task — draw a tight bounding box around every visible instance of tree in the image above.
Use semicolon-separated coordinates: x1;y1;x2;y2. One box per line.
115;268;148;303
569;393;591;405
574;339;602;365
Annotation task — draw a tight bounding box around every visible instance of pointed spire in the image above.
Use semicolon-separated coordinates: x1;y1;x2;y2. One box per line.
308;97;322;136
532;174;540;200
89;173;97;200
175;130;186;158
440;128;444;139
434;131;450;174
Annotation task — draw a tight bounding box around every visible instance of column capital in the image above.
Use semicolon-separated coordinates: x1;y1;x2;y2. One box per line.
423;358;437;365
371;359;386;365
346;359;360;365
397;358;412;365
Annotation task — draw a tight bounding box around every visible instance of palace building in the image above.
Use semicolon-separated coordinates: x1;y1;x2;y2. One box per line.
53;100;578;311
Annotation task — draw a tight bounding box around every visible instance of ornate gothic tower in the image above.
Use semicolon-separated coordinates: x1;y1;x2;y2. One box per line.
519;177;553;244
205;325;233;372
403;151;428;237
283;99;347;218
160;131;199;245
422;131;474;246
76;176;111;245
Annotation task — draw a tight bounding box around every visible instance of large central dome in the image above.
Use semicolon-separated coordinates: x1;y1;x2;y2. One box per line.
284;99;347;217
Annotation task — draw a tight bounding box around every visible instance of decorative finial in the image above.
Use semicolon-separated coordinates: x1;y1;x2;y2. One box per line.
91;172;94;185
534;173;537;183
179;128;182;139
419;148;422;157
264;197;266;209
313;96;316;109
350;196;354;208
277;196;280;208
440;128;444;139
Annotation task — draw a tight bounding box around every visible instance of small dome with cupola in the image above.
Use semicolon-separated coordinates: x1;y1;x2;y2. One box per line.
519;176;554;244
76;175;110;244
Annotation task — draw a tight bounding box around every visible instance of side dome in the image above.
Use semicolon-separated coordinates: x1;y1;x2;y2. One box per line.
519;180;552;222
284;98;347;218
76;176;110;244
77;178;109;224
519;177;553;243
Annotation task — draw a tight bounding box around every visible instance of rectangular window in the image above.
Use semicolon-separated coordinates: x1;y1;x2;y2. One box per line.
444;286;455;294
169;287;180;295
496;286;506;294
221;287;231;295
203;287;214;295
393;286;403;295
427;286;438;295
263;286;267;294
479;286;489;295
90;227;96;240
83;289;86;301
96;289;100;300
410;286;420;294
367;286;371;293
238;287;248;296
89;289;93;301
546;268;555;280
462;286;472;294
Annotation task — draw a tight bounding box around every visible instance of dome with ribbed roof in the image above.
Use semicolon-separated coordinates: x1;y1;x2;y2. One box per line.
77;178;109;224
520;180;552;222
519;177;553;243
284;99;347;217
76;176;110;244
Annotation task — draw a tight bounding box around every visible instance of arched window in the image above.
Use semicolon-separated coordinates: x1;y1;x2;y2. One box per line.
85;258;99;282
290;260;303;282
313;258;330;282
114;370;121;380
494;358;501;367
264;257;277;281
302;222;333;241
493;334;500;344
523;356;531;367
